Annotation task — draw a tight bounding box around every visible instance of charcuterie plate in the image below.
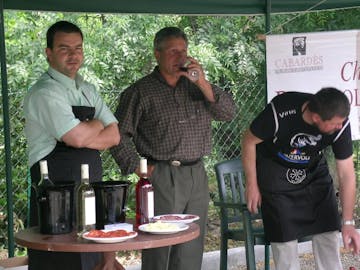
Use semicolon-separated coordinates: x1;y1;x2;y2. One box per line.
152;214;200;224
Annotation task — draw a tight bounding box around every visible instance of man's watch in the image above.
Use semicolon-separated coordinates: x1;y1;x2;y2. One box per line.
342;219;356;226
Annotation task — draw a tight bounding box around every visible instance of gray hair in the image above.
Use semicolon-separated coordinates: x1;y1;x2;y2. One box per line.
153;27;188;51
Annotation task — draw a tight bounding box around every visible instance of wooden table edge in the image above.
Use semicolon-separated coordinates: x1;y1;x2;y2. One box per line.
15;223;200;252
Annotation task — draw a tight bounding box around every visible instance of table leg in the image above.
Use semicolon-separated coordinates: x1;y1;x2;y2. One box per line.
165;246;172;270
93;252;125;270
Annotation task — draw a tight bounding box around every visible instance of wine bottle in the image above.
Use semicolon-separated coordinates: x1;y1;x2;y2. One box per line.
76;164;96;235
135;158;154;228
37;160;55;234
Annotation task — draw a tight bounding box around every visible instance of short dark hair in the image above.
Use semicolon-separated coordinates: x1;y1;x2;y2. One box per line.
307;87;350;120
153;27;187;51
46;21;83;49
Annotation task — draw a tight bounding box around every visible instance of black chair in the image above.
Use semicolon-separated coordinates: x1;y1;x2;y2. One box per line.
213;158;270;270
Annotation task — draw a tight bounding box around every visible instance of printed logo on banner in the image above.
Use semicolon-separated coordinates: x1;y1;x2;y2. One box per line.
292;36;306;56
271;35;323;75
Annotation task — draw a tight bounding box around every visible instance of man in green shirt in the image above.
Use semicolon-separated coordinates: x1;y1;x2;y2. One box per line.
24;20;120;270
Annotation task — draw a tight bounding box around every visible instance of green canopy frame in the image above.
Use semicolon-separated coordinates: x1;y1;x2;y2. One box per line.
4;0;360;15
1;0;360;257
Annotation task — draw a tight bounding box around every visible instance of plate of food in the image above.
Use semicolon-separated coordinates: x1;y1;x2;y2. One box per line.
152;214;200;224
82;229;138;243
138;222;189;234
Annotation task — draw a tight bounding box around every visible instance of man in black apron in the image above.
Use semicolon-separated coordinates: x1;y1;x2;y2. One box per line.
24;21;120;270
242;88;360;270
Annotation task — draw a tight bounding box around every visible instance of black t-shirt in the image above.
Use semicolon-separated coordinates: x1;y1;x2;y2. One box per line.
250;92;352;169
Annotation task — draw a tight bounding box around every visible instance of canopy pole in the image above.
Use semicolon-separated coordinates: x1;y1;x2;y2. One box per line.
0;1;15;258
264;0;271;104
265;0;271;33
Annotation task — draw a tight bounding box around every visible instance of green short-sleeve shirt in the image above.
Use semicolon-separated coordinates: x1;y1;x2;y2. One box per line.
24;67;117;167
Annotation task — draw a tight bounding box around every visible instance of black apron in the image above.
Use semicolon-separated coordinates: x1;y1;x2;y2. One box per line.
257;154;341;243
28;106;102;270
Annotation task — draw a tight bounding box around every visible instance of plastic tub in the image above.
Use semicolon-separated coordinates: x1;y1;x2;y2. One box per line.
91;181;130;229
37;182;75;234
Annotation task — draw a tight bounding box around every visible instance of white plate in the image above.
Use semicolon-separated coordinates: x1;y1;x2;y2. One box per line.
152;214;200;224
82;230;138;243
138;222;189;234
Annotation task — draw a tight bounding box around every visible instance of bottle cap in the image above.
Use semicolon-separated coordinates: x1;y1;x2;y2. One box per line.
81;164;89;179
39;160;48;174
140;158;147;174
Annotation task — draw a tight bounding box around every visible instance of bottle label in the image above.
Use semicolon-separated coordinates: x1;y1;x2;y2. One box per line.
147;190;154;219
84;196;96;225
140;184;154;223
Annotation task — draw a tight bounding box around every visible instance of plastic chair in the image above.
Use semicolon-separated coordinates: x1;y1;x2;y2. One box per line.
213;158;270;270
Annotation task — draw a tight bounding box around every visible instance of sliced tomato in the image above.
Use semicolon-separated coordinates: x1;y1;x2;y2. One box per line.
86;229;134;238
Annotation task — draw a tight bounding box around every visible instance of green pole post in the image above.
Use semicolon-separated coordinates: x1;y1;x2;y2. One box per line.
264;0;272;104
0;0;15;257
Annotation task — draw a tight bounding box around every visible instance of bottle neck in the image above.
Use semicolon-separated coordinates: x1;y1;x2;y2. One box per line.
39;173;52;186
81;177;90;185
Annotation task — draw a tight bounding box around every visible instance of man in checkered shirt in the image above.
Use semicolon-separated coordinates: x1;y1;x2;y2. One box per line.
111;26;235;270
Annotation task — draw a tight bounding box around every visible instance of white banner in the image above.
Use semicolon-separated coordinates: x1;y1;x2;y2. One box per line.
266;30;360;140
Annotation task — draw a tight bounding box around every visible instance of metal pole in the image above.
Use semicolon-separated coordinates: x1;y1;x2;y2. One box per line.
265;0;271;34
264;0;272;104
0;0;15;257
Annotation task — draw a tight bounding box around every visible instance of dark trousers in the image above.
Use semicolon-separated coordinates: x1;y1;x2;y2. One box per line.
28;250;101;270
141;161;209;270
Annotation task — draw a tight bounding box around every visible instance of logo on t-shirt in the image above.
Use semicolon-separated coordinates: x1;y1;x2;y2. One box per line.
277;133;321;164
290;133;321;148
278;109;296;119
277;149;310;164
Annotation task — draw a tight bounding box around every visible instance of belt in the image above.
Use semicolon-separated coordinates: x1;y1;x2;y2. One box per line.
147;157;201;167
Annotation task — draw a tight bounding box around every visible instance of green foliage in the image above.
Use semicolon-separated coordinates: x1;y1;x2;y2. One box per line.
270;8;360;34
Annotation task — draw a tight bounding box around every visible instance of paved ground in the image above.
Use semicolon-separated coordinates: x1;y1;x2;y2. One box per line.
125;240;360;270
237;248;360;270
